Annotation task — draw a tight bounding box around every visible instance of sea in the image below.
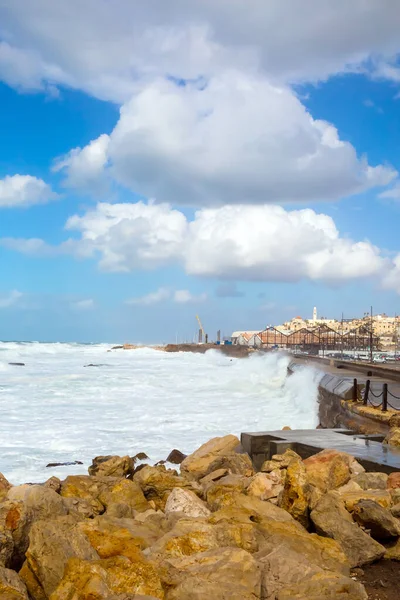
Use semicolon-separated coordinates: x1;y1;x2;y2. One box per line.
0;343;321;484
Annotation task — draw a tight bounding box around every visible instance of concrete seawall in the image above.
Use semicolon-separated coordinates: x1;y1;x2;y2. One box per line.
289;360;400;435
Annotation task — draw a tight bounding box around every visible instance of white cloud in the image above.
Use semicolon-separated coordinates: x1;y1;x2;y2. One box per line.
71;299;94;310
65;201;187;272
126;287;170;306
0;175;56;208
11;200;388;285
1;1;400;101
0;290;23;308
173;290;207;304
53;134;110;193
379;181;400;199
61;74;395;206
126;287;207;305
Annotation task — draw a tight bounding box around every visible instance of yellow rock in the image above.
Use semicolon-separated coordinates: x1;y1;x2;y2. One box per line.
49;555;164;599
304;449;353;493
133;466;192;510
88;455;134;478
384;427;400;447
0;473;11;503
278;570;368;599
0;566;29;600
247;471;283;502
384;537;400;560
180;435;240;480
340;490;392;512
60;475;121;515
280;456;310;528
158;547;261;600
205;475;250;510
98;478;149;514
208;491;301;526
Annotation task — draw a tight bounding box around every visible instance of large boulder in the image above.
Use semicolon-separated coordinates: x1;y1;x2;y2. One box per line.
310;492;385;567
352;499;400;540
277;571;367;599
146;520;219;560
0;566;29;600
247;471;284;503
80;516;164;560
208;491;299;525
352;472;388;490
258;546;364;600
255;520;349;575
279;455;310;527
49;555;164;599
303;450;359;494
164;488;210;519
205;475;251;510
88;455;135;478
133;466;192;510
387;471;400;489
158;547;262;600
180;435;241;480
60;475;126;515
20;516;99;599
384;427;400;447
98;478;149;515
2;485;68;566
0;473;11;502
202;453;254;479
340;489;391;512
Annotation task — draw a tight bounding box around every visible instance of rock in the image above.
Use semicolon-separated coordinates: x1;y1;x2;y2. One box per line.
164;488;210;518
349;457;365;476
158;547;261;600
340;490;392;512
0;565;29;599
304;449;354;493
384;427;400;447
257;519;350;575
337;480;363;495
99;478;149;515
60;475;122;515
81;515;163;557
133;466;192;510
391;502;400;518
180;434;241;480
8;362;25;367
205;475;252;510
258;546;360;600
352;472;388;490
209;491;301;525
261;449;301;472
247;471;283;502
63;497;97;520
88;455;135;478
0;525;13;568
277;571;368;599
147;520;219;560
202;453;254;478
0;473;11;502
20;515;99;599
310;491;385;567
3;484;68;565
280;455;310;527
384;537;400;560
166;450;187;465
282;426;291;430
49;555;164;600
133;452;150;463
352;499;400;540
199;468;228;485
387;471;400;489
43;477;61;493
46;461;83;468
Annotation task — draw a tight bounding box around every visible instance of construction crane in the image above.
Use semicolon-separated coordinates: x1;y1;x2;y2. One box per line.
196;315;206;343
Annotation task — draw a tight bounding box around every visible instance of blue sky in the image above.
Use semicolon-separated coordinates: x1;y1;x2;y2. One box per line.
1;1;400;342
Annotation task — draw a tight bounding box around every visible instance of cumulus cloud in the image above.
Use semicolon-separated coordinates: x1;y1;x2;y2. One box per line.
379;181;400;199
0;175;56;208
8;200;389;286
71;299;94;310
53;134;110;193
0;290;23;308
60;75;395;206
1;1;400;101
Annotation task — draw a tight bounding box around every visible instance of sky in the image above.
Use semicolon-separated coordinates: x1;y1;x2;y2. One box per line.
2;1;400;343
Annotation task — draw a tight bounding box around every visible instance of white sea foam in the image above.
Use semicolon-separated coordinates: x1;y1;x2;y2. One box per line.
0;343;322;484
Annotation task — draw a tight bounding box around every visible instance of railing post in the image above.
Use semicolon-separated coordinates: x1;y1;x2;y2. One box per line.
382;383;388;412
363;379;370;406
353;378;358;402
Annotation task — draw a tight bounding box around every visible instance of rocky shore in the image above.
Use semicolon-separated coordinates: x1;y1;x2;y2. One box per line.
1;435;400;599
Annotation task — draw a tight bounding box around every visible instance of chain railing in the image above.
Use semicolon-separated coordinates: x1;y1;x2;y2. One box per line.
352;378;400;411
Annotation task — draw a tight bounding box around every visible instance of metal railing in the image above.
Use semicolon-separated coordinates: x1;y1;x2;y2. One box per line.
352;377;400;411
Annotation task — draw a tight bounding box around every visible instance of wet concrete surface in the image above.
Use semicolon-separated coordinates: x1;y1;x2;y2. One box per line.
241;428;400;473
